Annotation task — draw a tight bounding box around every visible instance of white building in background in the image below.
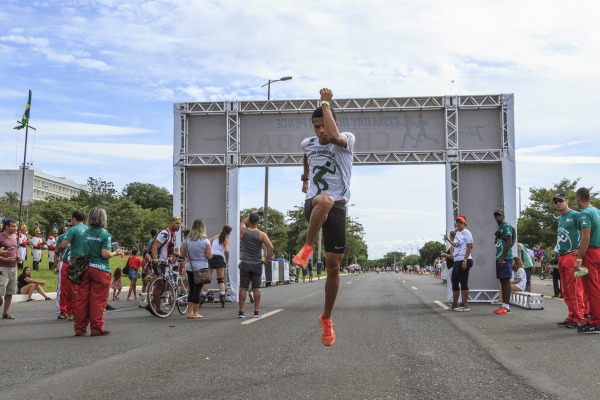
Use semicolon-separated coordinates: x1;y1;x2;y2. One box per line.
0;166;89;203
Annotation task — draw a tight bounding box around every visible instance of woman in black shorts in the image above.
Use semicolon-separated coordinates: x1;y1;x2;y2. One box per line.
206;225;232;304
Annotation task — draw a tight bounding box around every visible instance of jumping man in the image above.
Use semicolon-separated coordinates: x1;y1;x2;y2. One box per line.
292;87;355;346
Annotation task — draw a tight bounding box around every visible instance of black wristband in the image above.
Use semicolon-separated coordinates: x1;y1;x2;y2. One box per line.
301;174;308;182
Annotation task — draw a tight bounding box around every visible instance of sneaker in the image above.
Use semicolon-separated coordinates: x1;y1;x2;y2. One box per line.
105;304;115;311
447;305;462;311
319;313;335;346
57;313;67;320
453;306;467;312
578;324;600;334
238;311;246;319
557;319;569;327
574;267;589;278
566;322;581;329
66;314;75;321
460;306;471;312
494;307;511;315
491;299;501;305
293;245;314;269
253;311;261;318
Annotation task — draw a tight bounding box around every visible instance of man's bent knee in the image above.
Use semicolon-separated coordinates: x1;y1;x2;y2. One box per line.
312;194;335;210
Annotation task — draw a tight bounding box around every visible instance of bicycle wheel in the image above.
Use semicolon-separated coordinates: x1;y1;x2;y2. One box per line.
147;277;176;318
176;275;190;315
539;273;547;280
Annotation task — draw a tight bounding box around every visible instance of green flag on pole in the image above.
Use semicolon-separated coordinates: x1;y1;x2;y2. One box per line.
13;90;32;130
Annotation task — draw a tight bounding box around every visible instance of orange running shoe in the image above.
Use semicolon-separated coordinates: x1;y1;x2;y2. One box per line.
319;313;336;346
293;244;313;269
494;307;511;315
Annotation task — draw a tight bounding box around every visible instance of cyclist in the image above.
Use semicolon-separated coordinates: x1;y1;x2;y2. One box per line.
148;217;181;314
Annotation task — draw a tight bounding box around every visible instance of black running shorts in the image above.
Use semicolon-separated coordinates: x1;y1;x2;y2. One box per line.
304;197;346;254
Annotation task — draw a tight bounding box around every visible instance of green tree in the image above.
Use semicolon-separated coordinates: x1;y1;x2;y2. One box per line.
345;216;368;265
419;240;446;265
25;198;79;236
106;198;146;249
378;251;406;267
1;191;20;206
72;177;117;207
404;254;420;266
122;182;172;210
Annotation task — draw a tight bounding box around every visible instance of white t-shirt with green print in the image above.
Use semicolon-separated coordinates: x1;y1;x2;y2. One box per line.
302;132;355;203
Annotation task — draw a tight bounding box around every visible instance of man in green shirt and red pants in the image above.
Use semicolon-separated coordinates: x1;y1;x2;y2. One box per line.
575;187;600;333
554;193;588;329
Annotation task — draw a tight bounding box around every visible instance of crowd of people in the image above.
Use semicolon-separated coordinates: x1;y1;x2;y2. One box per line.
434;188;600;334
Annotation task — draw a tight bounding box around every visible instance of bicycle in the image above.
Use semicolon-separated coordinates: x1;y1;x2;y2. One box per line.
539;265;553;280
146;262;190;318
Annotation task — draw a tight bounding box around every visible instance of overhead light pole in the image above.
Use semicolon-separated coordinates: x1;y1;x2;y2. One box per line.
260;76;292;235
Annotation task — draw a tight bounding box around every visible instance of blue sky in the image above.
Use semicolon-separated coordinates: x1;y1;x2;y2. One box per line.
2;0;600;258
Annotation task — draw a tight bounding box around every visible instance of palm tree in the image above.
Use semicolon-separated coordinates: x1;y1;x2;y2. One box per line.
1;191;20;206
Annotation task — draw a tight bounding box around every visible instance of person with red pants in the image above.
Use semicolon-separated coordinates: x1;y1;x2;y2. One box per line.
53;225;72;320
554;193;588;329
74;207;122;336
575;187;600;334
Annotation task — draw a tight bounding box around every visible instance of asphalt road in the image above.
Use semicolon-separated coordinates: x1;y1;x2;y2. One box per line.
1;272;598;399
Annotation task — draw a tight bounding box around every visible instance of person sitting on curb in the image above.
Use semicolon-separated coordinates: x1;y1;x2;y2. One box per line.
510;256;527;292
18;267;52;302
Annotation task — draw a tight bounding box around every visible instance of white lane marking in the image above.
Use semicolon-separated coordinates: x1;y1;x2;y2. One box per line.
402;280;406;283
411;286;418;290
241;309;284;325
347;282;352;284
434;300;450;309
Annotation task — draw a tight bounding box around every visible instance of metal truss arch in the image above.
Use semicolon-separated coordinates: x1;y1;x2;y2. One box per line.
176;93;516;303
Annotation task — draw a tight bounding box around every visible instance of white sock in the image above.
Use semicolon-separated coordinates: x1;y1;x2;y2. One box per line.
502;303;510;310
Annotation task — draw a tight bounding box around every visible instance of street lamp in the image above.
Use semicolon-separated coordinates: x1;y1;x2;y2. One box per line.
261;76;293;101
261;76;293;235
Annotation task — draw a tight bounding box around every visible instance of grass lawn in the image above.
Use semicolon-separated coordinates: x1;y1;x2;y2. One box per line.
18;251;133;293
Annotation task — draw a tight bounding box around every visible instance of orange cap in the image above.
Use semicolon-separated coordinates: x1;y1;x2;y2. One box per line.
456;216;467;225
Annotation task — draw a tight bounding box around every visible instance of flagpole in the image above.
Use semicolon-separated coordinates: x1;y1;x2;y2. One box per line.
14;90;35;252
16;123;30;240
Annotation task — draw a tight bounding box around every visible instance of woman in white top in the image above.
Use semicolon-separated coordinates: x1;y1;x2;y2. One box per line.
206;225;232;304
450;215;474;312
180;219;212;319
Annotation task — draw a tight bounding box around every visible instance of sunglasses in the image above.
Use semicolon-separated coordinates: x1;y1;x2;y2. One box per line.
455;220;464;224
553;199;565;204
